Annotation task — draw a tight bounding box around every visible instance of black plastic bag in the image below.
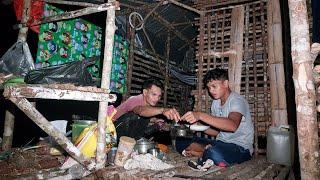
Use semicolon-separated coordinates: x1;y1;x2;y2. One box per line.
25;60;94;86
0;41;35;77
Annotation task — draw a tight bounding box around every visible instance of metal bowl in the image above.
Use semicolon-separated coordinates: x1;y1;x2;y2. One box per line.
135;139;155;154
148;148;160;157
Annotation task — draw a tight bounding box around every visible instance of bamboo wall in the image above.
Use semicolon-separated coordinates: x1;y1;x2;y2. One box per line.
127;49;192;113
193;0;270;140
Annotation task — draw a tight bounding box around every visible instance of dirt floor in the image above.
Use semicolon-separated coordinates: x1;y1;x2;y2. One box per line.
0;144;290;179
0;145;64;179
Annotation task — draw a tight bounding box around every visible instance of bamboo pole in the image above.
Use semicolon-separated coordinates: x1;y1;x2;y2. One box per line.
221;10;226;68
96;0;116;169
168;0;203;15
252;4;258;157
142;27;156;53
228;6;244;93
164;33;170;106
152;12;194;47
2;0;32;151
267;0;288;126
260;1;269;136
196;12;205;111
124;17;135;100
205;16;211;112
288;0;320;179
244;5;250;100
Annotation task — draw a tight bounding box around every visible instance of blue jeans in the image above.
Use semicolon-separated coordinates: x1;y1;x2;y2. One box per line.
175;136;251;166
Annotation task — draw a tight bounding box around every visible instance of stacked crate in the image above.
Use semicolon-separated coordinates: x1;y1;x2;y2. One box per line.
110;35;129;94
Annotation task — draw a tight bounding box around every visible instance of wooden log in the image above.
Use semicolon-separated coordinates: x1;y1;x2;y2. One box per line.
2;110;14;150
29;2;118;26
43;0;97;7
228;5;244;93
288;0;320;179
96;1;116;169
267;0;288;126
3;85;116;102
9;97;95;170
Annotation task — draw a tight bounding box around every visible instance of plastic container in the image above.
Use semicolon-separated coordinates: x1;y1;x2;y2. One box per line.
267;125;295;166
114;136;136;166
71;120;96;142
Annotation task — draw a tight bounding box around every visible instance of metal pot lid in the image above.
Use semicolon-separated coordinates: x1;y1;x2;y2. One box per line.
136;138;154;145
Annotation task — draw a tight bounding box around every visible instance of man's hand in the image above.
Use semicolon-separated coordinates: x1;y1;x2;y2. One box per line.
162;108;180;121
181;111;200;124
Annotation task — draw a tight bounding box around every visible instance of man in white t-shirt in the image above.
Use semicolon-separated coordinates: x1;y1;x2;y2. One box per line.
178;68;254;169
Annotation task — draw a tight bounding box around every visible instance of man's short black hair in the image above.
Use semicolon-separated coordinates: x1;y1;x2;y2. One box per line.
203;68;228;85
142;78;164;90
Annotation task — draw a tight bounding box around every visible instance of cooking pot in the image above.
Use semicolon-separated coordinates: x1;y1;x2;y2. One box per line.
171;124;192;138
134;138;155;154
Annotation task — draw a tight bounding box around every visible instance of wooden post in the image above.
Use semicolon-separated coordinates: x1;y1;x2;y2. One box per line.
2;110;14;150
96;0;116;169
288;0;320;179
252;4;258;157
228;6;244;93
124;17;135;100
196;12;205;111
164;33;170;106
2;0;31;151
267;0;288;126
17;0;31;42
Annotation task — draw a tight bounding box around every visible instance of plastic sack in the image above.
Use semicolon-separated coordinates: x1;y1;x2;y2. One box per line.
24;60;94;86
0;41;35;77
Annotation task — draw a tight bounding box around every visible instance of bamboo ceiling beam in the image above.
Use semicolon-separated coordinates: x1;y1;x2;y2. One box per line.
152;12;194;47
168;0;203;15
142;0;165;24
142;27;156;53
120;2;138;9
25;2;119;26
155;21;190;40
171;21;196;26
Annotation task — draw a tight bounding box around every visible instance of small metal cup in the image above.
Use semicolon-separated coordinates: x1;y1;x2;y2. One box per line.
107;147;117;165
147;148;160;158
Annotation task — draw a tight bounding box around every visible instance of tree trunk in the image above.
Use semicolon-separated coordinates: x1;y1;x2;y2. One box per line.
288;0;320;179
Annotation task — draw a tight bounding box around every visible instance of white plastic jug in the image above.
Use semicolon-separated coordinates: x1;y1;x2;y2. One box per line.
267;125;295;166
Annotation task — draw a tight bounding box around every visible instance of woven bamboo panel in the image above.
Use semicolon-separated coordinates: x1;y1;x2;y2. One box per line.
128;49;192;113
193;0;270;138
